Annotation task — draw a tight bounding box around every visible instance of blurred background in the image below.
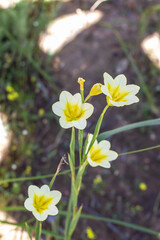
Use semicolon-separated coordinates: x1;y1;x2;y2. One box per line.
0;0;160;239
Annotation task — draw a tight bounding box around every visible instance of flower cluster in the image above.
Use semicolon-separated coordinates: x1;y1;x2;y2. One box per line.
6;85;19;101
52;72;140;130
24;72;140;226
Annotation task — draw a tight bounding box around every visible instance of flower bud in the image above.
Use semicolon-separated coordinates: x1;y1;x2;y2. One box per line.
90;83;102;96
78;77;85;91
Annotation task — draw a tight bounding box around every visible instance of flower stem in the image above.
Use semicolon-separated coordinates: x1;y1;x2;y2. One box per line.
78;130;83;165
80;89;84;103
86;105;109;157
35;220;41;240
119;144;160;156
64;127;76;240
70;127;75;166
84;94;91;102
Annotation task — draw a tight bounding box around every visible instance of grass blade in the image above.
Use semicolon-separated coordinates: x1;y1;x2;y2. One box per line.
98;118;160;141
2;207;158;236
0;220;64;239
0;168;72;185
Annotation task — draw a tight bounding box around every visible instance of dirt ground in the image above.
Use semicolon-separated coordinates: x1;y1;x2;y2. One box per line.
43;0;160;239
1;0;160;239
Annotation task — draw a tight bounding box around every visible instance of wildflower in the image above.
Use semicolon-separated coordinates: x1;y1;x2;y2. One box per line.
31;76;36;83
6;85;14;93
135;205;142;211
22;129;28;135
86;134;118;168
93;175;102;185
52;91;94;129
38;108;45;117
78;77;85;91
26;149;32;156
11;164;17;170
11;145;17;151
86;227;95;239
139;182;147;191
24;185;62;221
4;53;11;64
7;91;19;101
90;83;102;96
24;166;32;175
101;72;140;107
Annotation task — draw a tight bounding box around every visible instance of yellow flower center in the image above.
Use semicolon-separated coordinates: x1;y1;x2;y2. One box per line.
33;194;53;213
90;146;107;163
64;101;85;122
108;83;129;103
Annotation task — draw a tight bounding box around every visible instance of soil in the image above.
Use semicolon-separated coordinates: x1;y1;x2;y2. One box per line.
46;0;160;239
1;0;160;239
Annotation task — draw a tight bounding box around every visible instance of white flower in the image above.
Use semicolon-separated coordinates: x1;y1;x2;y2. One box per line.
101;72;140;107
24;185;62;221
52;91;94;129
86;134;118;168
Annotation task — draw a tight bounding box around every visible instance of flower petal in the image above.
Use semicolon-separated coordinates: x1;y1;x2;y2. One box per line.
83;103;94;119
24;198;34;211
114;74;127;87
59;117;73;129
48;205;58;215
125;85;140;94
50;190;62;205
73;118;86;130
99;160;111;168
106;150;118;161
108;99;127;107
60;91;73;104
28;185;40;198
85;134;98;153
123;95;139;105
32;210;48;221
103;72;114;85
98;140;110;150
73;93;82;107
87;157;99;167
101;85;112;98
52;102;63;116
40;185;50;194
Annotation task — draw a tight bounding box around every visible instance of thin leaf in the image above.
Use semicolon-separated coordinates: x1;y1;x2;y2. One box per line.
70;127;75;166
59;211;159;237
1;207;158;236
0;220;64;239
98;118;160;141
25;222;32;240
119;144;160;156
0;168;72;185
68;206;82;237
78;129;83;165
82;134;89;162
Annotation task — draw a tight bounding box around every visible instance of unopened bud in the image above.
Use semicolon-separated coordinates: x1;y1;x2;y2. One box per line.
90;83;102;96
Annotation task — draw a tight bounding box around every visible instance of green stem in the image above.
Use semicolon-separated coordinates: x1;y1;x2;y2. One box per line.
119;144;160;156
86;105;109;157
80;89;84;103
70;127;75;166
84;94;91;102
64;187;74;240
78;130;83;166
64;128;76;240
35;221;42;240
